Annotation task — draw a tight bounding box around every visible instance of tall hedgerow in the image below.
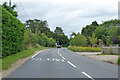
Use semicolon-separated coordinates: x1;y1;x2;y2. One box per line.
2;7;25;57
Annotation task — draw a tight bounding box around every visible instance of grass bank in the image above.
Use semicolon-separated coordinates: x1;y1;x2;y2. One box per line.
1;47;51;70
68;46;101;52
117;56;120;65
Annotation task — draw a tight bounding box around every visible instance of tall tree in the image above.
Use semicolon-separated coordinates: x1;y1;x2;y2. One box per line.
54;27;64;35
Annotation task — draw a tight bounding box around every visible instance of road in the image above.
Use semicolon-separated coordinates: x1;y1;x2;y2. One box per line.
5;48;118;79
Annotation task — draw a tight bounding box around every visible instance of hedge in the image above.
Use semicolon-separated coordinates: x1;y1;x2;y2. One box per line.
2;7;25;57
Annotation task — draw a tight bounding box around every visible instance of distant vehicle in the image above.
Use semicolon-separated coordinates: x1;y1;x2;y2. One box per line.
56;45;62;48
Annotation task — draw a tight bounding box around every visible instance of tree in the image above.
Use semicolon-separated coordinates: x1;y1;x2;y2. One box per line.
94;27;108;39
81;25;99;37
112;37;119;44
81;21;99;37
89;33;97;46
54;27;64;35
70;32;77;38
73;34;87;47
92;21;99;26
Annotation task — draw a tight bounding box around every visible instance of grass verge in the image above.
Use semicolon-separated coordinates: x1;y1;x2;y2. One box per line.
1;47;51;70
68;46;101;52
117;56;120;65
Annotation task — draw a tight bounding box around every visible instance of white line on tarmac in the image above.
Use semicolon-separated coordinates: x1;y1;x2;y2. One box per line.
62;57;66;60
58;49;60;55
31;52;39;58
62;59;64;62
56;59;60;61
31;50;45;59
59;54;62;56
67;61;76;68
82;72;94;80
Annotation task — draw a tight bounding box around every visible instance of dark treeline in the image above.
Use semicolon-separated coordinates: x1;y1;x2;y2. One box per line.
70;20;120;47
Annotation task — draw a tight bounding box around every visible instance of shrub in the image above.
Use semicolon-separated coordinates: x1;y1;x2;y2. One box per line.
73;34;87;47
2;7;25;57
68;46;101;52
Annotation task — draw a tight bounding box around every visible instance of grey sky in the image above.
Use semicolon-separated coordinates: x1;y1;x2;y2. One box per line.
1;0;119;37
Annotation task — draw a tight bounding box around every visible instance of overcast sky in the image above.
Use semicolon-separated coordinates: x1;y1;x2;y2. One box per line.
1;0;119;37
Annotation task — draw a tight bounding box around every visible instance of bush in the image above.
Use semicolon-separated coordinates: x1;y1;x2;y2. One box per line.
68;46;101;52
2;7;25;57
38;33;55;47
72;34;87;47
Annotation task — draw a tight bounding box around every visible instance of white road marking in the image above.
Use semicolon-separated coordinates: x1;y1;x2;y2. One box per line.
67;61;76;68
62;59;64;62
31;52;39;58
52;59;55;61
82;72;94;79
59;54;61;56
40;58;41;60
58;49;60;55
62;57;66;60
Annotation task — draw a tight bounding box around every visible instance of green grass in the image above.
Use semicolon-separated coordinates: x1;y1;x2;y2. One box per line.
117;56;120;65
1;47;52;70
68;46;101;52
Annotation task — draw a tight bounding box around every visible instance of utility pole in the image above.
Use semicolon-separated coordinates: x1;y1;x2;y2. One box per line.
9;0;11;8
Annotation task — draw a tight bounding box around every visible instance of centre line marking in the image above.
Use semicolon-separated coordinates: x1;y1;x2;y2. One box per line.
59;54;61;56
82;72;94;80
67;61;76;68
58;49;60;54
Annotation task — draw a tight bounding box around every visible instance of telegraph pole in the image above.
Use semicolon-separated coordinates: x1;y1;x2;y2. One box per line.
9;0;11;8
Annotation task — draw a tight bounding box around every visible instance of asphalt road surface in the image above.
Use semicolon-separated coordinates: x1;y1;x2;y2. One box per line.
6;48;118;79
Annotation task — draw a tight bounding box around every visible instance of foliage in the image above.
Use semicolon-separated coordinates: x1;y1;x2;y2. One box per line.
81;19;120;46
25;19;69;47
68;46;101;52
70;34;87;47
70;32;77;37
54;27;64;35
2;2;18;17
38;33;56;47
100;19;120;28
117;57;120;65
81;21;99;37
21;31;56;49
89;33;97;46
2;7;25;57
94;27;108;39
